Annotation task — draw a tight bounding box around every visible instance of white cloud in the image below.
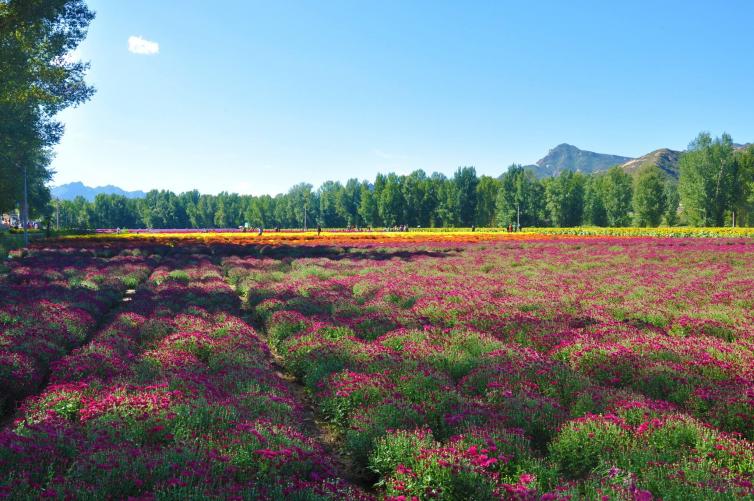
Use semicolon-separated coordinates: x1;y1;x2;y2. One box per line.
128;36;159;55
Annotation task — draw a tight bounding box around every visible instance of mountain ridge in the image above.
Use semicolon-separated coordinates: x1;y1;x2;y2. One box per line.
525;143;633;178
619;148;681;178
52;182;146;202
53;143;752;198
527;142;752;180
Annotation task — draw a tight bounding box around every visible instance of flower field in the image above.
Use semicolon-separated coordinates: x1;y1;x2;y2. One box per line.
2;232;754;499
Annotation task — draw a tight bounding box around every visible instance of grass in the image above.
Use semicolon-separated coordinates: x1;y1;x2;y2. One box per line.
0;231;32;259
0;230;77;259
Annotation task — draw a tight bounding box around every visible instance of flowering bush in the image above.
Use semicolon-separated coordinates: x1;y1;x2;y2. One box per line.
221;235;754;497
2;233;754;498
0;248;154;412
0;252;368;499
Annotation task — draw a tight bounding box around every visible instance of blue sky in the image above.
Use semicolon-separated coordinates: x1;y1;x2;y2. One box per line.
53;0;754;196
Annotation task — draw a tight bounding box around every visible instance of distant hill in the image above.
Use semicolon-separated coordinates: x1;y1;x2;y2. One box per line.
52;182;146;202
619;148;681;178
525;143;633;178
618;143;751;180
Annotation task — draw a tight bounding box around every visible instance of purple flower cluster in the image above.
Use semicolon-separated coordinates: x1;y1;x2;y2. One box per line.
1;248;153;412
3;236;754;499
223;237;754;498
1;250;369;499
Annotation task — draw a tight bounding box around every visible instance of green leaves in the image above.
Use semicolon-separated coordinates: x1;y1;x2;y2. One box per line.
678;132;739;226
633;164;668;227
0;0;94;214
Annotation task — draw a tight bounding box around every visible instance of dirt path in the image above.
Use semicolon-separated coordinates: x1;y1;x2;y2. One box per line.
0;279;153;429
217;254;374;491
266;353;374;489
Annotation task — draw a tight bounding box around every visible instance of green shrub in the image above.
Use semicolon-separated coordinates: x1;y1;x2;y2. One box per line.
549;415;633;478
368;428;437;479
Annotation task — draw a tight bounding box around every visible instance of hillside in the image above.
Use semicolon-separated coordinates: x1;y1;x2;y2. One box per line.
618;143;751;180
619;148;681;178
52;182;146;202
525;143;633;178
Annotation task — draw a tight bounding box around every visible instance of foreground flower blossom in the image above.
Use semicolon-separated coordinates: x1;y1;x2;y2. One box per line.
1;234;753;499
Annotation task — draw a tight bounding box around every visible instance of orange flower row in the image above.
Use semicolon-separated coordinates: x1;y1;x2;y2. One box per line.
61;230;588;247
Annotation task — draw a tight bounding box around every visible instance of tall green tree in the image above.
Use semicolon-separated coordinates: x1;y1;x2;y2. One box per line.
544;170;585;227
214;192;242;227
453;166;478;226
433;173;459;227
402;170;434;227
678;132;739;226
475;176;500;227
179;190;201;227
0;0;95;215
56;196;92;228
287;183;315;229
583;174;607;226
664;182;680;226
734;146;754;226
632;165;667;227
92;194;139;228
602;166;633;226
335;178;361;227
358;181;379;227
495;165;543;228
378;173;405;227
318;180;345;227
138;190;180;228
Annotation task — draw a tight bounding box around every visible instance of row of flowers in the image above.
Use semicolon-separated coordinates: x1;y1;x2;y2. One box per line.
0;247;156;414
64;230;569;248
0;249;367;499
529;226;754;238
220;236;754;499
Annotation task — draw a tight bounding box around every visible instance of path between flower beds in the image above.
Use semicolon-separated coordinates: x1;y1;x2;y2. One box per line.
222;273;373;491
0;263;158;427
268;353;371;488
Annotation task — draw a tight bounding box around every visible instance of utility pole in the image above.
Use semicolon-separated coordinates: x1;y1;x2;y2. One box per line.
22;164;29;247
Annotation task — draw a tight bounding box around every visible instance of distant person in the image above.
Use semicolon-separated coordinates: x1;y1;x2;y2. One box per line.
317;225;321;236
471;225;476;232
275;226;280;232
508;224;513;233
258;227;264;236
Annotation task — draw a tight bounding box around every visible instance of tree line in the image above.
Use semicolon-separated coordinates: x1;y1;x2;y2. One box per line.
51;134;754;230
